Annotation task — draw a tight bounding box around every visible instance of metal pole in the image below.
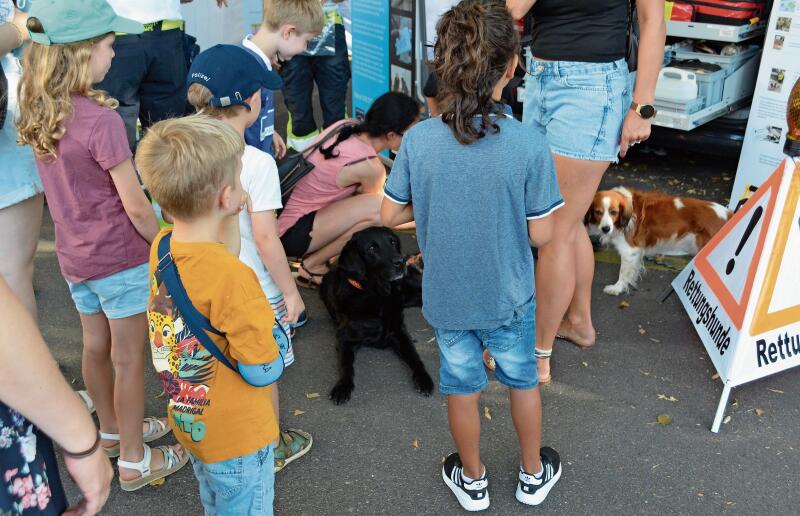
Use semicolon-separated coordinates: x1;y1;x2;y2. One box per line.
711;384;733;433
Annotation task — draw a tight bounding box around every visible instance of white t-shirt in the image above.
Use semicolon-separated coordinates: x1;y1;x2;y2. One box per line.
107;0;183;24
241;36;273;70
238;146;284;300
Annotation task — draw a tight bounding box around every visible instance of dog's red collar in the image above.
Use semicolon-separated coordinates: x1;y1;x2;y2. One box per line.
347;278;364;291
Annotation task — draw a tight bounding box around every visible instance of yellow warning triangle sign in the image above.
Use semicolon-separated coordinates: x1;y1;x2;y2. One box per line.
751;163;800;335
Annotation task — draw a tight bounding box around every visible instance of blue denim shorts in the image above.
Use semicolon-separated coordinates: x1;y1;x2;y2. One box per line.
66;263;149;319
433;301;538;395
523;58;631;163
189;444;275;516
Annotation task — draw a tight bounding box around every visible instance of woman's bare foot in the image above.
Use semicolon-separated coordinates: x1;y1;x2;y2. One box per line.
556;319;596;349
118;444;185;482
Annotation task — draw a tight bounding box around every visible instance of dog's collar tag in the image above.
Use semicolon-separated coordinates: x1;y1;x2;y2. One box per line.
347;278;365;291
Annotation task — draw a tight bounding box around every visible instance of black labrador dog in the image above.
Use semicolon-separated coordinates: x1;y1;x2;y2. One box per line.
320;227;434;404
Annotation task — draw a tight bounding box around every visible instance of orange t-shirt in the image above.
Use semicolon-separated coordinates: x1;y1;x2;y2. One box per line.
147;229;279;463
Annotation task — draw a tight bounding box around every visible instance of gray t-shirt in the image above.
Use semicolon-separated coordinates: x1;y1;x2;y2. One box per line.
385;115;563;330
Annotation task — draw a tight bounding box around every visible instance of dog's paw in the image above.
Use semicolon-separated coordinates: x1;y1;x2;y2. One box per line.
413;371;434;396
603;284;626;296
330;382;354;405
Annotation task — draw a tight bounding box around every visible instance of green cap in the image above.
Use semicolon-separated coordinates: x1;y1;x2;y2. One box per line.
28;0;144;45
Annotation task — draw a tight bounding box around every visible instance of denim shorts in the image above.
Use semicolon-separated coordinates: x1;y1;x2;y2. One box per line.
189;444;274;516
523;58;631;163
66;263;149;319
433;301;538;395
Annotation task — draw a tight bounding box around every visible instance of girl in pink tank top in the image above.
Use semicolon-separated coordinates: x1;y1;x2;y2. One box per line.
278;92;420;287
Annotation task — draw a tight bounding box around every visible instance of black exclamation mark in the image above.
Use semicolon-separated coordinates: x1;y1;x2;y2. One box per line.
726;206;763;275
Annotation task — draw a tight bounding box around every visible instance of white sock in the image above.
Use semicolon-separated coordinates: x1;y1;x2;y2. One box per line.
461;466;485;483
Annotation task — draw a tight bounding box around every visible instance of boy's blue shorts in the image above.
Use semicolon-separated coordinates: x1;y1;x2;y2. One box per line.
433;301;538;395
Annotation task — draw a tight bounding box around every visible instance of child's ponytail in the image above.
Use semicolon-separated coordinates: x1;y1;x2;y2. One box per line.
434;0;519;145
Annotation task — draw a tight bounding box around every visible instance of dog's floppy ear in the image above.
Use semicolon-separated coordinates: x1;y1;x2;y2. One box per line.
337;238;367;283
616;195;633;230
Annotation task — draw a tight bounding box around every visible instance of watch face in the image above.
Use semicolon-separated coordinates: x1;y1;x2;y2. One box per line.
640;105;656;119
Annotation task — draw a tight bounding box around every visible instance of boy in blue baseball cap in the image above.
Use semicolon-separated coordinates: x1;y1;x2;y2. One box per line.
186;44;314;477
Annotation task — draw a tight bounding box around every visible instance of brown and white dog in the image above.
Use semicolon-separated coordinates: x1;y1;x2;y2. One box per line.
585;187;731;295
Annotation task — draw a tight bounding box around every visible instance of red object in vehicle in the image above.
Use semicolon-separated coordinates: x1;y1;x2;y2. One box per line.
668;2;695;21
672;0;766;25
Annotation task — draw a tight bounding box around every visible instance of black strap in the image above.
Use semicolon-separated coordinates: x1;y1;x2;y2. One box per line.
156;233;237;373
302;120;358;158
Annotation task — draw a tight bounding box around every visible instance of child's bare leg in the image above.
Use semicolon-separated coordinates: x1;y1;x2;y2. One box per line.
447;393;483;479
509;388;543;474
110;313;174;479
80;313;116;440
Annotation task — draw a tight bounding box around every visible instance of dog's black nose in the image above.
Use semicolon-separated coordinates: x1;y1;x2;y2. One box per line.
601;226;611;234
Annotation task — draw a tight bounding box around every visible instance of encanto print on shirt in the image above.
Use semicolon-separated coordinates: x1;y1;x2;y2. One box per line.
148;275;215;444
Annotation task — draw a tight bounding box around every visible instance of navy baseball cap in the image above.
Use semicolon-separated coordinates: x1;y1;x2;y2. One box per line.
187;44;282;110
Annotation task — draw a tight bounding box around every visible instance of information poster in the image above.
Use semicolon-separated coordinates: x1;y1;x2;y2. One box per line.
351;0;391;119
181;0;258;50
730;0;800;210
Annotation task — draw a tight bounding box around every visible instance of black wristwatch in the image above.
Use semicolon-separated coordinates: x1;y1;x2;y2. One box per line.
631;101;657;120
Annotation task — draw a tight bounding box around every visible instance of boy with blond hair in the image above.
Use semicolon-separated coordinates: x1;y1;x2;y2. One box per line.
242;0;324;158
186;44;313;472
138;114;281;514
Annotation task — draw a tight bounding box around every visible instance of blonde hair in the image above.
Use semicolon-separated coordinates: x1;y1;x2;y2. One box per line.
187;83;248;120
262;0;325;34
16;19;116;160
137;115;245;220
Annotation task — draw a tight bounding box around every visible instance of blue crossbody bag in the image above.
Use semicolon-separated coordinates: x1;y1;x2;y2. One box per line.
156;233;285;387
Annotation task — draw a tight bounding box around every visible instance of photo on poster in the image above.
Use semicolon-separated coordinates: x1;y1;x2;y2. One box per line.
776;16;792;31
391;65;413;97
769;68;786;92
391;14;413;65
779;0;796;12
755;125;783;144
391;0;413;12
773;34;785;49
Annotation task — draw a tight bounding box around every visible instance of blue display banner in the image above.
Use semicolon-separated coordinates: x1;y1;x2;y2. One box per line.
351;0;390;120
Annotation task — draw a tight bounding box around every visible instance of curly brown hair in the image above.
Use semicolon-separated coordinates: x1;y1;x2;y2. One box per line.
433;0;519;145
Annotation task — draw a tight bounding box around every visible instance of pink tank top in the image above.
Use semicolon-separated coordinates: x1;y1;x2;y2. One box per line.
278;120;377;236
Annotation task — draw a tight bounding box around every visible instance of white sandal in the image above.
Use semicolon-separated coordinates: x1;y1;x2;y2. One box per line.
118;443;188;492
76;390;95;415
100;417;171;458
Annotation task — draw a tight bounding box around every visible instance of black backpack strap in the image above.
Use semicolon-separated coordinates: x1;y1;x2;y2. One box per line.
156;233;237;373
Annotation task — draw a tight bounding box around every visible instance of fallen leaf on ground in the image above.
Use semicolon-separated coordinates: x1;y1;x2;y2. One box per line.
293;409;306;416
768;388;784;394
427;337;436;344
697;492;704;497
581;361;589;367
723;415;731;424
484;406;492;421
657;394;678;402
149;478;166;487
649;337;661;343
711;373;720;380
656;414;672;425
638;326;647;335
754;408;765;417
305;392;320;399
619;300;630;309
411;439;420;449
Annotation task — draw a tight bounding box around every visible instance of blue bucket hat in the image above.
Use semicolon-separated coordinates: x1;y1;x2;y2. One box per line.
187;44;283;111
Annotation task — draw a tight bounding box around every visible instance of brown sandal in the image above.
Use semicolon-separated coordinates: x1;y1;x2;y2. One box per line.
295;260;327;289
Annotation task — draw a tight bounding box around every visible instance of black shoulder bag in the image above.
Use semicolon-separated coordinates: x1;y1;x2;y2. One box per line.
276;121;358;206
626;0;640;73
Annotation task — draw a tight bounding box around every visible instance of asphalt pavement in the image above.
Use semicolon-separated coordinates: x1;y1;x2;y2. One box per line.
34;150;800;515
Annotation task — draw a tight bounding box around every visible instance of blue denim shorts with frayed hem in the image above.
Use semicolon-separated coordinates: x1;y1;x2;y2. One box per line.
66;263;149;319
434;300;538;395
522;58;631;163
189;444;275;516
